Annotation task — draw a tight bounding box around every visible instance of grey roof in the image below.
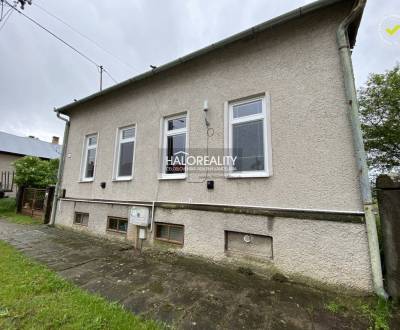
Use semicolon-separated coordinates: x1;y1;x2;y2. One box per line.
56;0;361;114
0;131;61;159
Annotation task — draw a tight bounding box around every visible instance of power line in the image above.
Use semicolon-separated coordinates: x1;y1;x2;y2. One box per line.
103;68;118;84
32;2;135;71
5;0;100;68
0;7;14;32
3;1;119;89
0;0;15;31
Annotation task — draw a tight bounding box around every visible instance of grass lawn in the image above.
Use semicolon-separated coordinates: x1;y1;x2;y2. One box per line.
0;241;162;329
324;297;392;330
0;198;42;225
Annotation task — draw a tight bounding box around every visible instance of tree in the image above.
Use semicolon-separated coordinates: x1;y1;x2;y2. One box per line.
13;156;59;188
358;65;400;174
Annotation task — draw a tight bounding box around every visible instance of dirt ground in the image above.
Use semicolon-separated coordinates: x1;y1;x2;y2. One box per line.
0;219;398;329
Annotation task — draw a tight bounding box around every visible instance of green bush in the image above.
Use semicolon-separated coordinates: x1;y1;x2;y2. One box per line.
13;156;59;188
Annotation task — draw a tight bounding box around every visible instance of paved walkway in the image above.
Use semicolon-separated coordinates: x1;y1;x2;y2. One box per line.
0;219;378;329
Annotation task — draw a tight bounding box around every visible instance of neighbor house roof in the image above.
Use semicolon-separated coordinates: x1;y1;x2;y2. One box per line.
0;131;61;159
56;0;362;114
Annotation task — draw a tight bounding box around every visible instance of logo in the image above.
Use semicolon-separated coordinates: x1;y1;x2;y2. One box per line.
380;15;400;45
162;148;238;178
168;151;236;167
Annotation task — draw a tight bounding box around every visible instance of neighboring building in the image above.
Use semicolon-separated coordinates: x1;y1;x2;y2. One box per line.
54;0;374;291
0;131;61;195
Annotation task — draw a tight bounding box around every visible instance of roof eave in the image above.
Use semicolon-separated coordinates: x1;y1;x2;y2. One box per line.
55;0;356;115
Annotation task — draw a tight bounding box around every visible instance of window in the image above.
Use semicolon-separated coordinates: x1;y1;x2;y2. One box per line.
107;217;128;233
114;126;136;180
81;134;98;181
74;212;89;226
155;223;184;245
161;114;187;178
227;95;271;177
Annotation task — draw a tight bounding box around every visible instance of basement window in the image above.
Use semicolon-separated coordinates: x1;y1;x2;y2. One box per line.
107;217;128;233
155;223;184;245
74;212;89;226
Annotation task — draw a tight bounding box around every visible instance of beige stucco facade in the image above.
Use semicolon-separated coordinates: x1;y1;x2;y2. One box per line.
56;200;372;291
55;1;374;291
0;153;18;173
61;2;362;211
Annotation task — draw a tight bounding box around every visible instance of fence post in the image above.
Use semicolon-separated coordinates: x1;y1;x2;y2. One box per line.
16;185;25;213
43;185;55;224
376;174;400;299
0;172;3;199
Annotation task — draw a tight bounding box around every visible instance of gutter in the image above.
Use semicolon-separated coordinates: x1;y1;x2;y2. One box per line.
0;150;57;159
49;111;70;226
337;0;387;298
55;0;346;114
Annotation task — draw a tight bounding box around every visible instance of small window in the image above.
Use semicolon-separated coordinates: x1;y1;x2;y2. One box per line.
227;96;271;177
107;217;128;233
74;212;89;226
233;100;262;118
81;133;98;181
161;114;187;178
155;223;184;245
114;126;136;180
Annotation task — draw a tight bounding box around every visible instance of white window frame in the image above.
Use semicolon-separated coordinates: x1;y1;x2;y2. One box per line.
225;94;272;178
80;133;98;182
113;125;136;181
159;113;188;180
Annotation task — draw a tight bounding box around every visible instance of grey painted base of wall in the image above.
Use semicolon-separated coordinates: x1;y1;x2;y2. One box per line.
55;199;374;292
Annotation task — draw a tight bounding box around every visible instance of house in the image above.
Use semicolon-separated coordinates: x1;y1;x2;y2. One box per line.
52;0;381;293
0;131;61;196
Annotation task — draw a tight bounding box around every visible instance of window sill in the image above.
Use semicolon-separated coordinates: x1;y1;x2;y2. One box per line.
155;237;184;245
226;171;271;179
73;222;88;227
158;173;187;180
78;179;94;183
106;229;127;235
112;177;133;182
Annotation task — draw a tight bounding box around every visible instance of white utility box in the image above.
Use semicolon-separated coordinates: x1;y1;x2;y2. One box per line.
129;206;150;226
138;228;146;239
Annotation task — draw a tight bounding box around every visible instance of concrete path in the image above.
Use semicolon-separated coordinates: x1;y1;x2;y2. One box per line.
0;219;375;329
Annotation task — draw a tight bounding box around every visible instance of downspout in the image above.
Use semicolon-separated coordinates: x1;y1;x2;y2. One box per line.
49;111;70;226
337;0;387;298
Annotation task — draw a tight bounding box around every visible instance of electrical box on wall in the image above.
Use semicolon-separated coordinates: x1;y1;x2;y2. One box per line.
138;228;146;240
129;206;150;226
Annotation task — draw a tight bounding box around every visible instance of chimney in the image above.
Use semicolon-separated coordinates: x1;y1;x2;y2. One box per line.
52;136;59;144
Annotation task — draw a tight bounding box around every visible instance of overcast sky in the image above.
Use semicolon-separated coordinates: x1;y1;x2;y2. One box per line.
0;0;398;142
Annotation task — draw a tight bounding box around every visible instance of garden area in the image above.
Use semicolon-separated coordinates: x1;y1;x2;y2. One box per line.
0;198;41;225
0;240;161;329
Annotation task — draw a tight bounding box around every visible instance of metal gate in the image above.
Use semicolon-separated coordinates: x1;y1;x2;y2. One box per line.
21;188;46;218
